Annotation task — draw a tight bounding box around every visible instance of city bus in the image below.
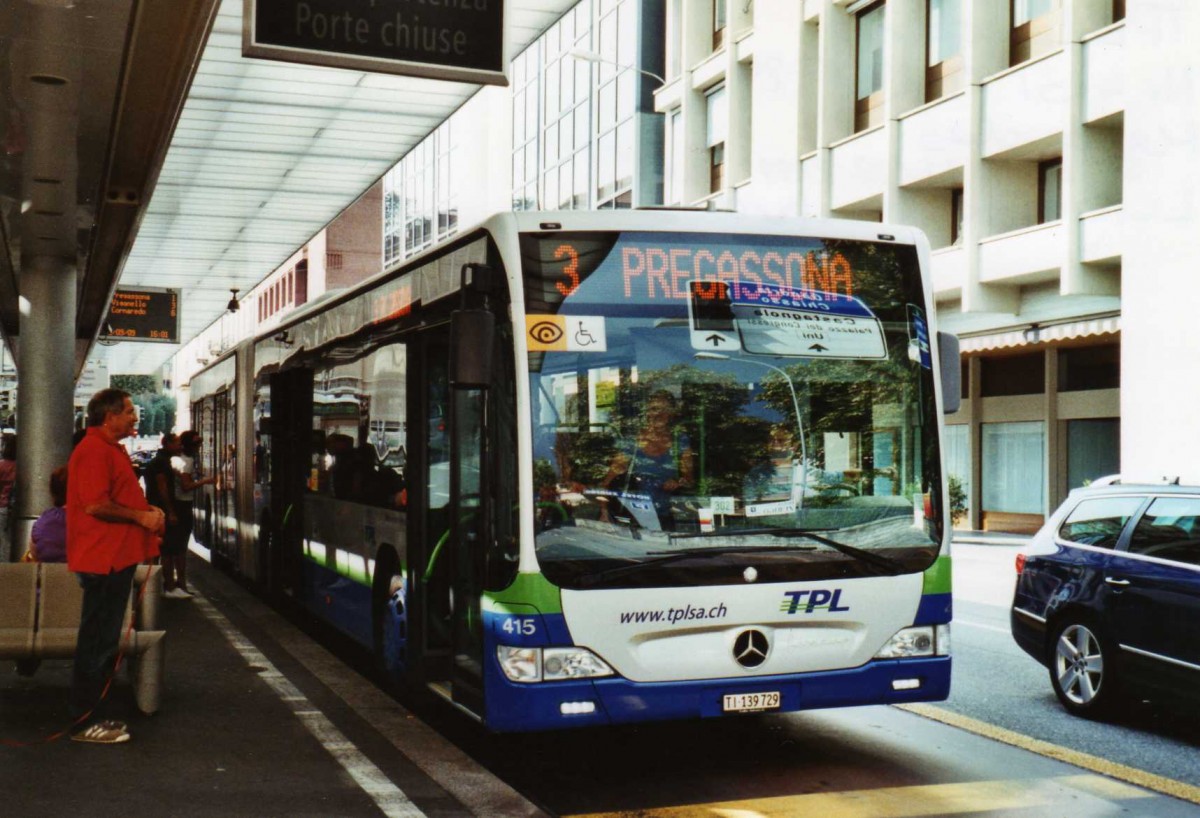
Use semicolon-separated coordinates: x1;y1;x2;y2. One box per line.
188;210;960;731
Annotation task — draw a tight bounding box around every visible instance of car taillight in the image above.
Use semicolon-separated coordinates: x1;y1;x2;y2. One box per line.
1015;553;1027;574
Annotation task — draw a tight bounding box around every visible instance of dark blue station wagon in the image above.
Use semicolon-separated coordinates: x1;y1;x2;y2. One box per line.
1011;480;1200;718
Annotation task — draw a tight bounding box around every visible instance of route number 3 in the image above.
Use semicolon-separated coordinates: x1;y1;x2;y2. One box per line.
554;244;580;297
502;617;538;636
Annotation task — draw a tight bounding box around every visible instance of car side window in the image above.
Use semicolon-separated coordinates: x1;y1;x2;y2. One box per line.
1127;497;1200;566
1058;497;1143;548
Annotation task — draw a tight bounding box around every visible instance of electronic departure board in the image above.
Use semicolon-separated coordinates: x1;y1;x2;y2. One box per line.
101;287;179;343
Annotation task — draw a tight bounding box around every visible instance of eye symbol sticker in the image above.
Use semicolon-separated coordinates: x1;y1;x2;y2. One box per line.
529;321;564;344
526;315;607;352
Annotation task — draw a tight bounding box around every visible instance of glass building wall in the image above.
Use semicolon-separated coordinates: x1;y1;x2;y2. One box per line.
512;0;649;212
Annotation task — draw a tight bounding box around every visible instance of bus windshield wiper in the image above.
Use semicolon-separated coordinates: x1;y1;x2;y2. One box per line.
577;544;817;587
673;527;906;575
769;528;908;575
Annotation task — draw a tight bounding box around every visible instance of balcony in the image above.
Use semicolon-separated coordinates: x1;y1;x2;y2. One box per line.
898;93;968;186
1080;205;1123;264
1083;23;1125;123
978;222;1063;285
931;245;966;300
829;126;886;210
735;29;755;64
982;51;1066;158
653;76;684;113
690;49;727;92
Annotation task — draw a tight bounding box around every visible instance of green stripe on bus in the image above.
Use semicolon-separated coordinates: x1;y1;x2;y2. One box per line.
484;571;562;614
922;554;952;595
303;552;372;587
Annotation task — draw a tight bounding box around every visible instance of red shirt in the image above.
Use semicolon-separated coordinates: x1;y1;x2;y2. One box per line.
67;428;160;573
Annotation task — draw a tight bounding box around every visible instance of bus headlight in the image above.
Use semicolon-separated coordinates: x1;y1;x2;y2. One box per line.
497;646;540;682
497;646;614;682
543;647;614;680
874;625;948;659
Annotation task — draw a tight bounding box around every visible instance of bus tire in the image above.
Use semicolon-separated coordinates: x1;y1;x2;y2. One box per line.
372;547;408;686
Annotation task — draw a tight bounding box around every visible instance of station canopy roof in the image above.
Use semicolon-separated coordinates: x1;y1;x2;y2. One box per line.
0;0;577;377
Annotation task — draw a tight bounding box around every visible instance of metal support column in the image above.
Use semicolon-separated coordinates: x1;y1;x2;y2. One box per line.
10;0;80;560
14;256;77;558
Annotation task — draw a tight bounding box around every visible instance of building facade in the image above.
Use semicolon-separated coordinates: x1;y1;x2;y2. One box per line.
653;0;1152;532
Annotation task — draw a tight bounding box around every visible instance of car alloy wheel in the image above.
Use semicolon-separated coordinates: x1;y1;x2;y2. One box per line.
1049;619;1117;718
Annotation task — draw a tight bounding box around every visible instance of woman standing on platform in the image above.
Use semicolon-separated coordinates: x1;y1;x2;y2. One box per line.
164;430;215;598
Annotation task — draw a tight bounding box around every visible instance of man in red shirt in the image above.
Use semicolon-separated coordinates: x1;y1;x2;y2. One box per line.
67;388;165;744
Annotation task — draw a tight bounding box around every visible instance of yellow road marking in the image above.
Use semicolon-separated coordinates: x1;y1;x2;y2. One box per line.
898;703;1200;805
567;775;1152;817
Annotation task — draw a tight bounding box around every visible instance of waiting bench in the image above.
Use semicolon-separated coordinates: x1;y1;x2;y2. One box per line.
0;562;166;714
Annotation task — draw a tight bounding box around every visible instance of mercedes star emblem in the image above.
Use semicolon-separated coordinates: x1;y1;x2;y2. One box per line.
733;629;769;668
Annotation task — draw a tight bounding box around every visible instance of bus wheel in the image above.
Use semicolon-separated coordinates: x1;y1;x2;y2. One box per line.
372;549;408;684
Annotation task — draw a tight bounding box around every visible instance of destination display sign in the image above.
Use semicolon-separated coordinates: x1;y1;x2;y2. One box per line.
728;285;887;360
243;0;508;85
522;231;923;360
102;287;179;344
686;281;886;359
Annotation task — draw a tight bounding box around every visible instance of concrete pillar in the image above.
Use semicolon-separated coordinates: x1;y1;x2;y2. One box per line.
748;0;804;215
967;355;983;531
1044;347;1060;516
16;257;77;554
815;0;853;217
1121;1;1200;480
882;0;926;225
961;0;1018;314
10;0;81;559
679;0;711;205
1060;0;1119;297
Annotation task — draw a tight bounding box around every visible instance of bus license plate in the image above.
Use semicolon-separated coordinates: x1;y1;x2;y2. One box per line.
722;691;781;713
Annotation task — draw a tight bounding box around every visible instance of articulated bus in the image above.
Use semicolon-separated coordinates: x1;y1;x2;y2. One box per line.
188;210;961;732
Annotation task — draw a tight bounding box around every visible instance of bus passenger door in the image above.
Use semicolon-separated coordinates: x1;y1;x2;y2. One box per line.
268;368;312;598
416;328;485;714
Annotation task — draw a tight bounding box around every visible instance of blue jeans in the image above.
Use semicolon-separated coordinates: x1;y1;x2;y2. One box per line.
69;566;136;721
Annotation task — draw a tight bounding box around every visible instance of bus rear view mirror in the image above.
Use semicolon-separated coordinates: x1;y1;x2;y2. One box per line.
937;331;961;415
451;308;495;389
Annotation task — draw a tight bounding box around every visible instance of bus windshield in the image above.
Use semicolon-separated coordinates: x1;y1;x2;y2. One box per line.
521;230;944;589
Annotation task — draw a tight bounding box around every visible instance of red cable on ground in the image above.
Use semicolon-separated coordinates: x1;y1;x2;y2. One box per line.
1;572;153;747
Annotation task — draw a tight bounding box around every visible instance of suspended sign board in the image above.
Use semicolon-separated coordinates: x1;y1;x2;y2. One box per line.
101;287;179;343
243;0;508;86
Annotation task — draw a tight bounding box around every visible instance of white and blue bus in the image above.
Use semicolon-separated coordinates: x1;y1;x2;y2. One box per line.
188;210;960;732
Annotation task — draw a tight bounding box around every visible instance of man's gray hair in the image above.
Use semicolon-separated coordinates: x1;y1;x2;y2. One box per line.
86;388;131;428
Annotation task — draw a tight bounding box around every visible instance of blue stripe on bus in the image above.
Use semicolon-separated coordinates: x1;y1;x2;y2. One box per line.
483;609;573;647
913;592;952;626
300;559;373;649
482;652;951;732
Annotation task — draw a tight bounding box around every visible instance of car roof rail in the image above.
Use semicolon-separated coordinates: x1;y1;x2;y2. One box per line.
1088;474;1122;487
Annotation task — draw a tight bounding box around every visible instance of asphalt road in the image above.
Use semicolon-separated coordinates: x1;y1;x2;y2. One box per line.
944;543;1200;787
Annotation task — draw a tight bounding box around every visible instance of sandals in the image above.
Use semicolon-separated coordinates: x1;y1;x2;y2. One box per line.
71;720;131;744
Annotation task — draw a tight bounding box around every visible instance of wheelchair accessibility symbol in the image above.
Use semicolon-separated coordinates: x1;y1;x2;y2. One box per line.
525;315;607;352
574;322;598;347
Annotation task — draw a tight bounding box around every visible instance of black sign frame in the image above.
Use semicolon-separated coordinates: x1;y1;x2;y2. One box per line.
242;0;509;86
101;287;180;344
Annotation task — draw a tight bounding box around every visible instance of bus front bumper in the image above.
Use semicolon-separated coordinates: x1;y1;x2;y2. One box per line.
483;656;951;732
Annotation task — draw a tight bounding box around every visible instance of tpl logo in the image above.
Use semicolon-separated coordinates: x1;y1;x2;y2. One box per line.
781;589;849;615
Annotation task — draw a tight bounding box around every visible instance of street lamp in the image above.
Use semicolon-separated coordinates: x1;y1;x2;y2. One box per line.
695;352;808;508
567;48;667;86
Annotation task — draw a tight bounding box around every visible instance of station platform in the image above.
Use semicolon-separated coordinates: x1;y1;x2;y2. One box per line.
0;552;545;818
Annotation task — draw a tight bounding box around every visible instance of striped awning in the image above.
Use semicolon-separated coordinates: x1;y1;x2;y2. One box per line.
959;315;1120;353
